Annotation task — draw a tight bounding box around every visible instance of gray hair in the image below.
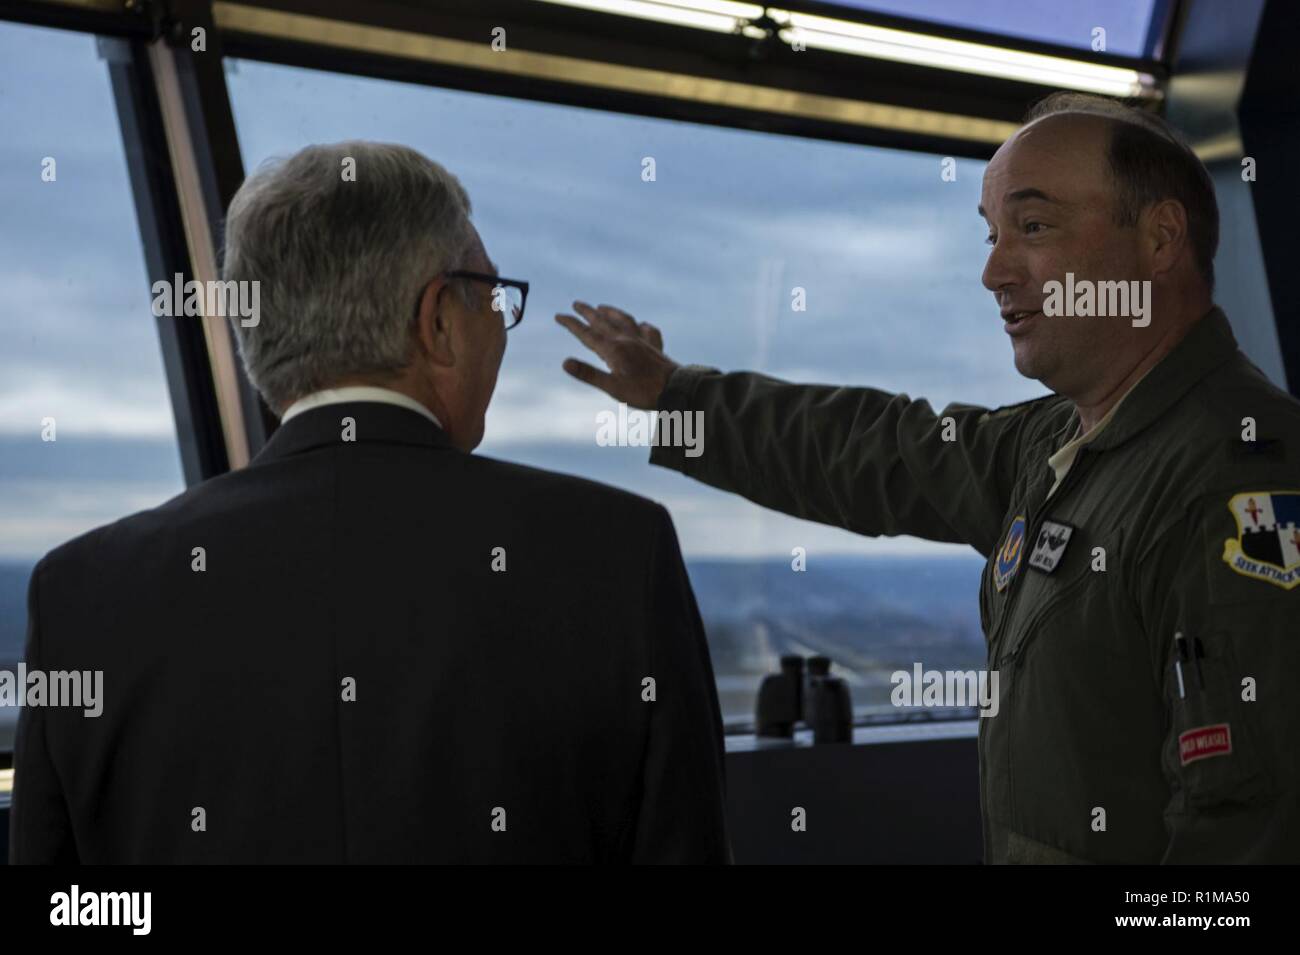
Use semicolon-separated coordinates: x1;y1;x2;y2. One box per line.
222;141;476;411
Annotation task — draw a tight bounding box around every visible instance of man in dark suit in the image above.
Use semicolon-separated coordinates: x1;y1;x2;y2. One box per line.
9;141;729;864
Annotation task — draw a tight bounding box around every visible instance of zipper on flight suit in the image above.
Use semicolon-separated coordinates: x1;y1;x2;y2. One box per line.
980;446;1097;863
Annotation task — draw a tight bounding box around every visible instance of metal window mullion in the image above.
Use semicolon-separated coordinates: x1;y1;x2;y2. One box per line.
103;36;229;485
146;37;252;470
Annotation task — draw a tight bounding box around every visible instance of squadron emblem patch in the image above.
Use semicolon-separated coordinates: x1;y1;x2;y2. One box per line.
1222;491;1300;590
994;515;1026;592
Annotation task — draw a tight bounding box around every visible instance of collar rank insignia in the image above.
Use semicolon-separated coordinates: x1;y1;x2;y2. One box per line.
1223;490;1300;590
1028;518;1075;574
994;515;1026;592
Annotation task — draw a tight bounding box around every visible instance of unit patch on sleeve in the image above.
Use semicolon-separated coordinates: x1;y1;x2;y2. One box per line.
1222;491;1300;590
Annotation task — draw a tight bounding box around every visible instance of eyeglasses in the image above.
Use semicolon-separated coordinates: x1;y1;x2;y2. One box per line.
445;270;529;330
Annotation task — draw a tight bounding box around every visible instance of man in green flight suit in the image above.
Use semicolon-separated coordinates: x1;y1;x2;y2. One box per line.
556;91;1300;863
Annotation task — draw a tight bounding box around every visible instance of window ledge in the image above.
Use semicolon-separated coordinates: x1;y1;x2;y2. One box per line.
725;718;979;753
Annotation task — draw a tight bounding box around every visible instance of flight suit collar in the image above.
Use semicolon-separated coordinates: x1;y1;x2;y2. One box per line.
1080;305;1238;453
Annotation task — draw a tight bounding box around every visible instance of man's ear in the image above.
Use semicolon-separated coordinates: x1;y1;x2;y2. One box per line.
415;277;457;368
1143;198;1189;281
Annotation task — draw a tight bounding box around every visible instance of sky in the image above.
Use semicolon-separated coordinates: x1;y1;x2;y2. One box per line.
0;24;185;562
0;14;1066;565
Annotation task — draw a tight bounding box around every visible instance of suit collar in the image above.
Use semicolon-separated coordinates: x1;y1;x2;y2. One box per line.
251;400;458;465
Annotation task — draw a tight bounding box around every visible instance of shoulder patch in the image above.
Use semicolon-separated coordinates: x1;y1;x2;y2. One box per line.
1221;491;1300;589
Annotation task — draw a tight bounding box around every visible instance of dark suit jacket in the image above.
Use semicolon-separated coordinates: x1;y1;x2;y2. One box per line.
9;401;729;863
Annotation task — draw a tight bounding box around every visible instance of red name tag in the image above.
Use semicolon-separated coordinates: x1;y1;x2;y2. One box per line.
1179;723;1232;766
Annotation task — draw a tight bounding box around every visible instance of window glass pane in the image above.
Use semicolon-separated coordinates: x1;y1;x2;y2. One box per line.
823;0;1159;56
0;23;186;693
225;59;1045;727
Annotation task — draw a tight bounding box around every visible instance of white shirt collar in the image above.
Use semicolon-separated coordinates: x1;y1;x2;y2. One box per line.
280;386;443;429
1044;364;1153;499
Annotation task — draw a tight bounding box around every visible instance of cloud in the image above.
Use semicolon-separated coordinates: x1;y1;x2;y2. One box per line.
0;479;182;560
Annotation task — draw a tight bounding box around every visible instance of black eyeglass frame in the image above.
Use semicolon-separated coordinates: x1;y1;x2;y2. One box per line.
444;269;530;329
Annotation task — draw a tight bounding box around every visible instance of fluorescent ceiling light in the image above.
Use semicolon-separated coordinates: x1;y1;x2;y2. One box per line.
535;0;1153;98
539;0;764;33
770;8;1150;97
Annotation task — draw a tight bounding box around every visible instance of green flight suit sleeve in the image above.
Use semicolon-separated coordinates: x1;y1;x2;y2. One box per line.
1138;490;1300;863
649;365;1044;557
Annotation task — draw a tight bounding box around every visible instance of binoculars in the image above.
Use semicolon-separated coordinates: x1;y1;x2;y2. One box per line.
755;654;852;743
